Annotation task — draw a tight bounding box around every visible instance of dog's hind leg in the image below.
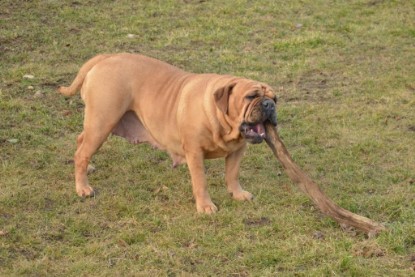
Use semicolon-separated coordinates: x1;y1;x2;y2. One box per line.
74;131;96;197
74;103;127;197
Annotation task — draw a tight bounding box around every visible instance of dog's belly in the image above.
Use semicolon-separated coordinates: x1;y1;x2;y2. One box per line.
112;110;187;166
112;111;158;146
111;111;239;167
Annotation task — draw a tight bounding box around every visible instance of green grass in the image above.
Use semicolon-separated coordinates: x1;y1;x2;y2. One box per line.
1;0;414;275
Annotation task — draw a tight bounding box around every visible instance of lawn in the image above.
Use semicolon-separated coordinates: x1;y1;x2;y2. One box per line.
1;0;414;276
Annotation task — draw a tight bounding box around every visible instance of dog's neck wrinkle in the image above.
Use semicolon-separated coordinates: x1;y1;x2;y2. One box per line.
178;74;245;152
202;79;242;150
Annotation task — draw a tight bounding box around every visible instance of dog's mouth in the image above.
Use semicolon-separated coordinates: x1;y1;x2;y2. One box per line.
240;98;277;144
239;121;268;144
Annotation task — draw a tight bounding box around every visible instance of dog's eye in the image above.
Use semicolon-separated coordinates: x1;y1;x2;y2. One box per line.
245;92;259;100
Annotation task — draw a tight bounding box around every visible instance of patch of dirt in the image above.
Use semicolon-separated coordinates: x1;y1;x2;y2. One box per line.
243;217;271;227
41;80;62;89
182;240;198;249
352;241;385;258
42;197;55;211
280;69;352;103
183;0;207;4
13;247;40;261
0;35;25;55
313;231;325;240
406;84;415;93
229;271;249;277
0;212;12;220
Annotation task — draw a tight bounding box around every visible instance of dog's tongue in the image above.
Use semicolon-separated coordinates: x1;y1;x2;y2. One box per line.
254;123;266;138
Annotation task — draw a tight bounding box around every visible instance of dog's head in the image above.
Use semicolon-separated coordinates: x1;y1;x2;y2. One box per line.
214;79;277;144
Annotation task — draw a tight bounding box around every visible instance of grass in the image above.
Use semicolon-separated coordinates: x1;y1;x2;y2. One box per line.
1;0;414;275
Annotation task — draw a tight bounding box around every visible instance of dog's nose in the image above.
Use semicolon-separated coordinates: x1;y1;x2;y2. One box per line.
262;99;275;111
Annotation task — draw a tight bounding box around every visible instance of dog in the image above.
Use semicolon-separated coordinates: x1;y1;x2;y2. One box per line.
59;53;277;213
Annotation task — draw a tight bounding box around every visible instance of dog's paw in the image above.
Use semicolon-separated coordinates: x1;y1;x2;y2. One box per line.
230;190;254;201
196;200;218;214
76;184;95;197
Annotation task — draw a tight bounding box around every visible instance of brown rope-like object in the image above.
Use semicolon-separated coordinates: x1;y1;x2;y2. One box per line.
264;123;385;237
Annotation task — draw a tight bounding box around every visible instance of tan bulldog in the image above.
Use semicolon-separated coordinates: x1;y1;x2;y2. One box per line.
59;53;277;213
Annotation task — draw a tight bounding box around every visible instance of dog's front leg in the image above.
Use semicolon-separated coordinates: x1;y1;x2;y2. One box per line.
186;151;218;214
225;146;254;201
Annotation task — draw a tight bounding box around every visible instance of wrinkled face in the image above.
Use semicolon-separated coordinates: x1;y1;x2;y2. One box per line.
214;80;277;144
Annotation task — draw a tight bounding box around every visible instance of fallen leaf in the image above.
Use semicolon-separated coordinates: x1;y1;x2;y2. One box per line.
340;223;357;236
313;231;325;240
154;185;169;194
183;240;198;249
62;110;72;116
34;91;44;98
7;139;18;144
87;164;96;174
23;74;35;79
117;239;129;247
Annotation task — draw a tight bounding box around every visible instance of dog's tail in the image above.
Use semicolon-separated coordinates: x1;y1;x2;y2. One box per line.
58;54;114;96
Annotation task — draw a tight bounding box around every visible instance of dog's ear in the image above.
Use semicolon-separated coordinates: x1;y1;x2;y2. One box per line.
214;83;236;114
